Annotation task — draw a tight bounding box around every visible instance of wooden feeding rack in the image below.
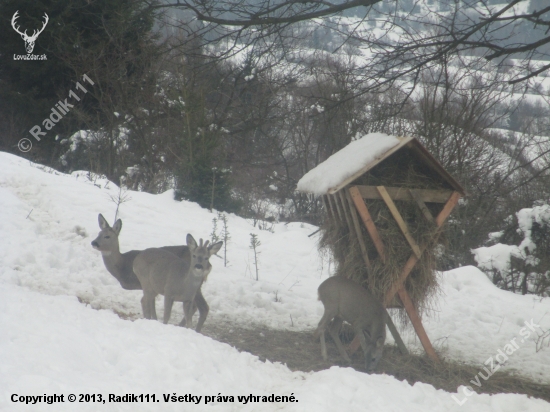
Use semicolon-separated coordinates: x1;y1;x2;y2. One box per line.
297;134;465;362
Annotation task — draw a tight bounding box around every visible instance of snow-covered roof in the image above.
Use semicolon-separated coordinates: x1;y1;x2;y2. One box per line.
296;133;465;196
297;133;405;195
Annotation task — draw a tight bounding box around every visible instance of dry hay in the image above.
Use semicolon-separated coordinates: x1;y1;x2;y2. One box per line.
319;149;453;321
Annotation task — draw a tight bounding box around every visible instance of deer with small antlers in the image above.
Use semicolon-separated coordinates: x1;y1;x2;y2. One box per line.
11;11;49;54
134;235;223;331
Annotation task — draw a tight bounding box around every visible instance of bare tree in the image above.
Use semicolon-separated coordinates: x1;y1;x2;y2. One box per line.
151;0;550;86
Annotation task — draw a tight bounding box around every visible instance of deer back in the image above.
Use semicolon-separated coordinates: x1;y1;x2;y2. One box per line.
133;248;190;297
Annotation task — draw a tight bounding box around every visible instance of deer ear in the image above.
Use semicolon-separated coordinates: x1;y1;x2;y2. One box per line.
112;219;122;235
209;241;223;256
186;234;198;249
98;214;109;229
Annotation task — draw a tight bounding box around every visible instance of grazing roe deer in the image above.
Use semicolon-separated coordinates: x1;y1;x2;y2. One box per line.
133;234;223;332
91;214;208;327
314;276;386;372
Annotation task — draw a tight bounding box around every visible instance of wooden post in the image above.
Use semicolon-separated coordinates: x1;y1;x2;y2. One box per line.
436;191;461;227
345;189;371;270
332;193;345;223
377;186;422;259
338;190;354;236
348;308;409;356
348;186;386;263
398;286;439;362
326;195;338;223
408;189;435;224
322;195;333;221
386;312;409;355
339;190;371;270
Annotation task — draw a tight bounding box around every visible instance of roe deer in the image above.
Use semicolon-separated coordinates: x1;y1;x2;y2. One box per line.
314;276;386;372
133;234;223;332
91;213;207;326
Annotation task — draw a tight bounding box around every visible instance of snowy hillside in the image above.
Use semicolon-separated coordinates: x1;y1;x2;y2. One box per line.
1;151;549;411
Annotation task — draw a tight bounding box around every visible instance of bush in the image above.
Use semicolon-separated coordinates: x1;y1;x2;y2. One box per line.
472;202;550;296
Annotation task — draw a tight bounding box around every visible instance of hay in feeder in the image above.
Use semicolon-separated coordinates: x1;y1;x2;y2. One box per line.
319;149;451;321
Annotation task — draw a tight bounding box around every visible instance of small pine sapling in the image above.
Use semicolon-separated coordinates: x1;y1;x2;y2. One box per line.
210;216;220;243
109;181;131;221
219;212;231;267
249;233;261;281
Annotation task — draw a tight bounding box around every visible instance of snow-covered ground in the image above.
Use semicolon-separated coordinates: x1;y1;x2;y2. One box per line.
1;151;549;411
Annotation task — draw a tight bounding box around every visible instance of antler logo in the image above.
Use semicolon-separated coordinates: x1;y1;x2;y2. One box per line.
11;11;49;54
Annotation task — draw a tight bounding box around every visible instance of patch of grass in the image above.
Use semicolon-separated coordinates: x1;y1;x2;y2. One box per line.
379;346;550;402
202;321;550;403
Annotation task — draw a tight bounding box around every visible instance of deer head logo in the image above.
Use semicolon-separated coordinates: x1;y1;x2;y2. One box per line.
11;11;49;54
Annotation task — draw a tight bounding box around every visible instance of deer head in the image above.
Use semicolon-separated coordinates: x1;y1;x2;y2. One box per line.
11;11;49;54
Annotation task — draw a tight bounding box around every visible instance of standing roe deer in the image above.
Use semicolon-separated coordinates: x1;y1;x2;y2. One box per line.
91;213;208;327
133;234;223;332
314;276;386;372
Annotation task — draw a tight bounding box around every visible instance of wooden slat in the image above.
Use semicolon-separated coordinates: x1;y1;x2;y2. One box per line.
409;189;435;224
384;254;419;307
338;190;354;233
326;195;340;223
355;185;453;203
332;193;345;223
322;195;333;221
386;312;409;355
337;191;355;250
349;186;386;263
348;308;409;356
344;189;371;270
377;186;423;259
384;191;461;306
436;191;461;227
398;286;439;362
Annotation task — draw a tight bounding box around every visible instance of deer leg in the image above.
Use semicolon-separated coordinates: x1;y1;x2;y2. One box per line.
179;301;198;327
179;303;187;327
151;299;158;320
193;289;209;333
181;300;195;328
179;299;199;327
314;310;332;338
320;329;328;361
141;292;155;320
145;293;157;320
163;297;174;324
357;330;373;371
328;321;351;364
329;316;344;340
178;302;190;327
315;310;334;361
140;294;148;319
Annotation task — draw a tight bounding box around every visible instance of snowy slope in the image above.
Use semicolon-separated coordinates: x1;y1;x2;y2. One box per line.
1;151;550;411
0;152;325;331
